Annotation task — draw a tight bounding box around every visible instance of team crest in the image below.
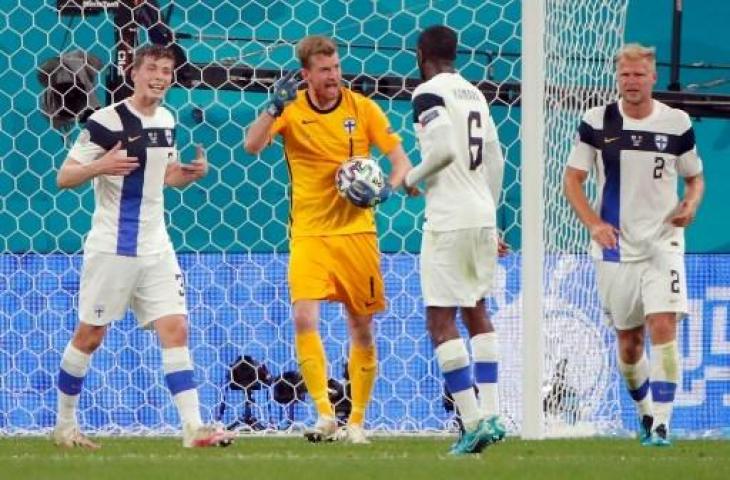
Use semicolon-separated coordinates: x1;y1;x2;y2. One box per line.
630;134;643;147
343;117;357;135
654;134;668;151
165;129;173;146
147;131;158;145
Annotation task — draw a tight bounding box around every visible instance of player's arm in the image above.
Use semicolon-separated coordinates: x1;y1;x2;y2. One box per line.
668;173;704;227
669;121;705;227
564;167;618;249
484;123;505;206
404;93;456;188
57;140;138;189
244;113;277;154
384;143;413;190
563;120;619;249
165;144;208;187
243;70;298;155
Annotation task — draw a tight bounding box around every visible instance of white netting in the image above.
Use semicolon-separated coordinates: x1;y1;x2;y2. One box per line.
540;0;629;435
0;0;627;436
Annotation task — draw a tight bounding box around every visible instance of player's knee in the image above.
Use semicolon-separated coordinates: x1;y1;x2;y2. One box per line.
617;334;644;363
350;326;373;347
72;325;106;353
293;310;318;333
154;315;189;347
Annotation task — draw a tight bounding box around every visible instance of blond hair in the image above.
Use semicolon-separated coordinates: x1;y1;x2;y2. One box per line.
296;36;337;68
615;43;656;70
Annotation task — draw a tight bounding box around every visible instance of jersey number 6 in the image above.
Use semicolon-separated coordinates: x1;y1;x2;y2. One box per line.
467;111;483;170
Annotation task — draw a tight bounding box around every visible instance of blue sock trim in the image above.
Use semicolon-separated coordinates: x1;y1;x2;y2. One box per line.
443;365;473;393
651;381;677;403
165;370;196;395
629;379;650;401
58;369;84;396
474;362;498;383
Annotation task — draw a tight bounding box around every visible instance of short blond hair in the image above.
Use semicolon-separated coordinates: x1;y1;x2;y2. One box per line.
615;43;656;70
296;36;337;68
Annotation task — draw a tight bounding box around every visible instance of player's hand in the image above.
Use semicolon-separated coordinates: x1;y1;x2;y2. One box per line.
497;235;510;257
96;141;139;176
589;221;620;250
347;180;392;208
667;199;697;227
267;70;298;117
180;144;208;180
404;184;421;197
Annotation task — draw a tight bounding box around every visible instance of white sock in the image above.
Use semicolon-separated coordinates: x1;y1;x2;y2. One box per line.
162;347;202;429
56;343;92;430
436;339;481;432
471;332;500;417
617;351;653;418
650;341;679;429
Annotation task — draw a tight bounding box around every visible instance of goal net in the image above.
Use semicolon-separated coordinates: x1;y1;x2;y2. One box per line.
1;0;629;436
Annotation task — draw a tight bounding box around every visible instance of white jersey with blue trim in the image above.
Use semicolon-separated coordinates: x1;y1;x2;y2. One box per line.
67;100;178;256
411;72;500;231
567;99;703;262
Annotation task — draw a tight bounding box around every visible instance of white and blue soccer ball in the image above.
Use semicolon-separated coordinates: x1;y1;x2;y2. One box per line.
335;156;386;204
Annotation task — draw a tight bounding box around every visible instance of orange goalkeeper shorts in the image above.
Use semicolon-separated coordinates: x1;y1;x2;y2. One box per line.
288;232;385;316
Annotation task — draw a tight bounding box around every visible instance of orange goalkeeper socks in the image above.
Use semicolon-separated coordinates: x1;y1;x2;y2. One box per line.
348;343;377;426
295;331;334;418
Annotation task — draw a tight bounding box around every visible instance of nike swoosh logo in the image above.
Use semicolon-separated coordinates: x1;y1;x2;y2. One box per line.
128;135;141;142
302;120;317;125
604;136;620;143
365;300;376;307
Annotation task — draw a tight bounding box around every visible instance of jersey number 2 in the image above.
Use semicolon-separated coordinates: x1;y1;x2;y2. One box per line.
467;111;483;170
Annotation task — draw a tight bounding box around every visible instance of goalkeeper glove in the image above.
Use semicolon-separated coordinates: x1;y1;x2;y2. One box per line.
347;180;392;208
266;70;298;117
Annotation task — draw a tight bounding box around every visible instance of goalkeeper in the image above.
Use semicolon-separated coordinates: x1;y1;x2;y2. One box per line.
244;35;414;444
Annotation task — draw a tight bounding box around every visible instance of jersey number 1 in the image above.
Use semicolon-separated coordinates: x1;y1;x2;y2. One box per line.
467;111;483;170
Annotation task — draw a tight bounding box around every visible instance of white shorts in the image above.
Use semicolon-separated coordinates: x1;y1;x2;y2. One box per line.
79;250;187;327
594;253;687;331
420;227;497;307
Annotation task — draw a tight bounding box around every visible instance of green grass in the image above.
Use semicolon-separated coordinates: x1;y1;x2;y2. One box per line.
1;436;728;480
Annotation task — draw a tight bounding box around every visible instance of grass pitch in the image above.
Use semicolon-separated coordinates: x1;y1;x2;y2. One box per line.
1;436;728;480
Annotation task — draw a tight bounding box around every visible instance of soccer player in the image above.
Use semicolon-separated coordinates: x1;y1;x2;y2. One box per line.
403;25;507;455
244;35;414;444
53;45;234;449
564;43;704;446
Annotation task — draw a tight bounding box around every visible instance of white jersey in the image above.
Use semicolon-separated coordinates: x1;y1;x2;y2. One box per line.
411;72;500;231
567;100;703;262
67;100;178;256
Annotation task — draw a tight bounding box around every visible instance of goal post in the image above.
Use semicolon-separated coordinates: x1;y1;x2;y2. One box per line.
520;0;546;440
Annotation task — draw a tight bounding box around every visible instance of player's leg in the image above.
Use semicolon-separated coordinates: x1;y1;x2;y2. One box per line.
54;322;106;449
330;233;384;444
293;299;337;441
643;252;686;446
420;229;491;454
645;312;679;446
137;252;233;448
429;306;492;454
54;252;134;449
596;259;653;443
460;227;502;439
343;310;376;444
462;301;505;442
289;237;339;442
616;326;653;444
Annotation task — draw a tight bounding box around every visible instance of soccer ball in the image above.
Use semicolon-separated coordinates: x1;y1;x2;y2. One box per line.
335;157;386;204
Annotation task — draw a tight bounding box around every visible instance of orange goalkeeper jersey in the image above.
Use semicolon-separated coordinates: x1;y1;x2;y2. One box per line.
271;87;401;238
